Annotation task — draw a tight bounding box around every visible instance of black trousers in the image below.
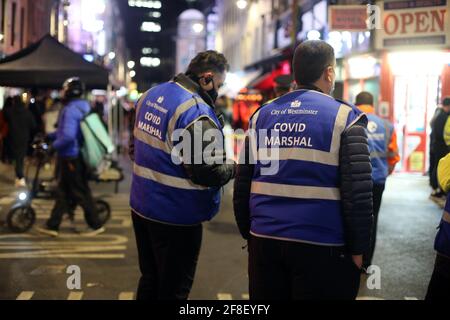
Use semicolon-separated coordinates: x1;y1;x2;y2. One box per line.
47;156;101;231
131;211;203;300
426;254;450;300
248;235;361;300
364;183;386;268
13;153;25;179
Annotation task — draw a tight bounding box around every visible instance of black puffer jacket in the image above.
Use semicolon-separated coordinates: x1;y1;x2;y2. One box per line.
233;96;373;255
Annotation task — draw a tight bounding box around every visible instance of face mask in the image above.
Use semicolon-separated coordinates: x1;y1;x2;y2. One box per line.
207;87;219;103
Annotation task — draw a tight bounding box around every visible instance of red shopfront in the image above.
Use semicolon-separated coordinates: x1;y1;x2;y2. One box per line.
376;0;450;173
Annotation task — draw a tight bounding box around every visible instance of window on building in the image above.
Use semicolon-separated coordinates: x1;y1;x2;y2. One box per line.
20;7;24;48
11;2;16;46
1;0;6;37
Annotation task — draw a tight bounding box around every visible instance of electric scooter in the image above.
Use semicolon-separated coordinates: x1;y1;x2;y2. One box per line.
1;138;111;233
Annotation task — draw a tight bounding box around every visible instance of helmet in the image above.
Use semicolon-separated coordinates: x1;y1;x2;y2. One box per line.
63;77;85;99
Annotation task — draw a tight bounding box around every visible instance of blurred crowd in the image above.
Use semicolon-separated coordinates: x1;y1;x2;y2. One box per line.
0;89;109;187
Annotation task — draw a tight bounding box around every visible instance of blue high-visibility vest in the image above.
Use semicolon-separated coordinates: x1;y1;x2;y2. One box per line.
130;81;222;225
366;113;395;185
249;90;365;246
436;194;450;258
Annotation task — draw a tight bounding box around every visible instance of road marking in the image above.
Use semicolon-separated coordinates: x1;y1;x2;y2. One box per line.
30;265;67;275
0;253;126;259
217;293;233;300
16;291;34;300
404;297;419;300
118;292;135;300
0;234;128;259
357;296;385;300
67;292;84;300
242;294;249;300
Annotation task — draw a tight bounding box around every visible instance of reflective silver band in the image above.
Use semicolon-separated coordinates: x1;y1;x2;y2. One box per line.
251;181;341;200
135;90;152;116
133;127;171;154
167;98;198;146
258;148;338;166
250;108;262;130
133;163;208;191
250;231;345;247
330;104;352;154
370;151;387;159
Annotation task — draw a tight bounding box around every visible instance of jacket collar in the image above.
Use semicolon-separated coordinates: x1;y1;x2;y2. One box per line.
296;84;324;93
173;73;215;109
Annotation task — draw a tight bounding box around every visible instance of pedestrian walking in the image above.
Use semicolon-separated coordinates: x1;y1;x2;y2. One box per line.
129;51;235;300
37;78;105;237
3;96;36;187
355;91;400;269
429;97;450;200
233;40;373;300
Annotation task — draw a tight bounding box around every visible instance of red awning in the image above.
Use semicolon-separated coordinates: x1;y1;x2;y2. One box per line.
249;60;291;91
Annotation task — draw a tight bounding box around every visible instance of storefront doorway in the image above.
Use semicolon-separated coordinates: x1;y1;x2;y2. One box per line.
393;74;440;173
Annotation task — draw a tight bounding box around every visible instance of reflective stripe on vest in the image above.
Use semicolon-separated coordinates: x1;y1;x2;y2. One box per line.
166;95;198;146
251;181;341;200
133;163;207;190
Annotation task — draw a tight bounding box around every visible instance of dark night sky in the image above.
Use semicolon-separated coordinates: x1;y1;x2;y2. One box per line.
117;0;214;90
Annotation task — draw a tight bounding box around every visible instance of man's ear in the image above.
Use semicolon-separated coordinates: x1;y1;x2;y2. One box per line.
199;73;214;90
325;66;333;83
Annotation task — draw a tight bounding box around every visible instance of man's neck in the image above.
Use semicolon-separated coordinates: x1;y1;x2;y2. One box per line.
297;84;324;93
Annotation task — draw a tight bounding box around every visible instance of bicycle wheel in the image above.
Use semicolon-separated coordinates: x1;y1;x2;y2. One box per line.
7;206;36;233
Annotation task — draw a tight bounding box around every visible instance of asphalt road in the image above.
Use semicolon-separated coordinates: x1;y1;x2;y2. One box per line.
0;160;443;300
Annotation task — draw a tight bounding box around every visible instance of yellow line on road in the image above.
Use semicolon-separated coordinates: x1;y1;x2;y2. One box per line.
67;292;84;300
118;292;135;300
217;293;233;300
16;291;34;300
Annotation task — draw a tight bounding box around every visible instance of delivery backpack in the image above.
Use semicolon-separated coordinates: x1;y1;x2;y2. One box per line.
79;112;115;176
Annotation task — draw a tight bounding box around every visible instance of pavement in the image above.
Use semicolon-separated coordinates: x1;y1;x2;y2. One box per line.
0;156;444;300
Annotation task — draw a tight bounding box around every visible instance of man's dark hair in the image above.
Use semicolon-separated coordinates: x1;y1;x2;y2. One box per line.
443;97;450;107
355;92;374;106
186;50;230;75
293;40;335;85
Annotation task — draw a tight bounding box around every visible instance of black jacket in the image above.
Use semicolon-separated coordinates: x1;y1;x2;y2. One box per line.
129;74;235;188
233;91;373;255
4;104;36;156
430;108;449;158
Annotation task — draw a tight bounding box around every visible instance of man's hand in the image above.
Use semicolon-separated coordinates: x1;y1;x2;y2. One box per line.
352;255;363;270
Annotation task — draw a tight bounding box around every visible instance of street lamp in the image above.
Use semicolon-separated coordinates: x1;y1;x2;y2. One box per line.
127;61;136;69
307;30;321;41
236;0;248;10
192;23;204;34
